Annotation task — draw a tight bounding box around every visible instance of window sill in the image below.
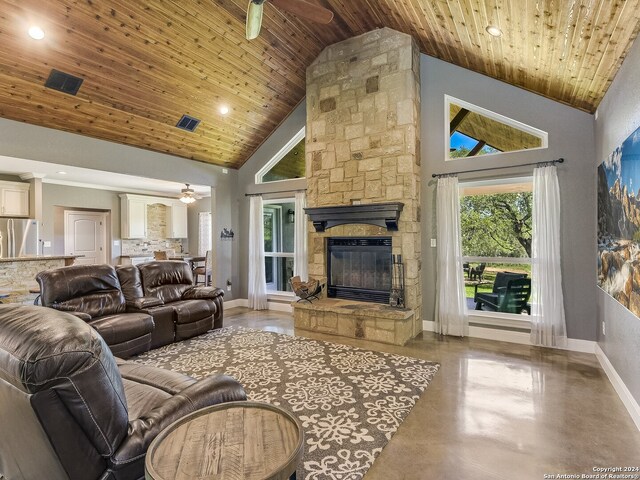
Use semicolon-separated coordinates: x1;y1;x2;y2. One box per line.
267;292;296;302
467;310;531;330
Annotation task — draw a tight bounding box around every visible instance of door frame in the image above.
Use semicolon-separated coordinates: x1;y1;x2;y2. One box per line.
63;209;111;265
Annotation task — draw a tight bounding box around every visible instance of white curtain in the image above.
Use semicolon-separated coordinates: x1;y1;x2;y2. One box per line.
293;191;308;280
198;212;212;256
531;165;567;347
435;176;468;336
248;196;268;310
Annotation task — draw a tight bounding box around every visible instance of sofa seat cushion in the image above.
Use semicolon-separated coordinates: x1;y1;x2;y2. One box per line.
119;361;200;420
169;299;216;325
88;313;154;345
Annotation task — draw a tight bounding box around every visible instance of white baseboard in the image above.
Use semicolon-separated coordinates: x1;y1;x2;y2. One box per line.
224;298;292;313
422;320;596;353
224;298;248;309
595;344;640;431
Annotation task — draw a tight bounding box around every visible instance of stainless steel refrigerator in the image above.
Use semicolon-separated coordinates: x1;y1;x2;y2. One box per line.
0;218;40;258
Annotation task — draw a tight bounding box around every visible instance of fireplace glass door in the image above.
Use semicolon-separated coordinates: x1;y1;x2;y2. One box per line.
327;237;392;303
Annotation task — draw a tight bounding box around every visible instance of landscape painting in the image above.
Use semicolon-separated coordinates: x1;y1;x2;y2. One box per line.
598;124;640;317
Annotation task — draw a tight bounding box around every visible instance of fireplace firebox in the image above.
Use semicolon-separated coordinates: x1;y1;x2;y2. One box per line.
327;237;392;303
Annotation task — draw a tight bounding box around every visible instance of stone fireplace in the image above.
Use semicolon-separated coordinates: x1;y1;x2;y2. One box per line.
293;28;421;345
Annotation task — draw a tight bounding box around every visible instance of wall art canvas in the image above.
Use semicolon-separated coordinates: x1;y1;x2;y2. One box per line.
598;124;640;317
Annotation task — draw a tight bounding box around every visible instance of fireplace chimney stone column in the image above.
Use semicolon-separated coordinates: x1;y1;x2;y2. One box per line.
300;27;422;342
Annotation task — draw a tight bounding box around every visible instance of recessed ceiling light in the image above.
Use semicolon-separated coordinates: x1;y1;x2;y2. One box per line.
220;105;229;115
28;26;45;40
486;25;502;37
57;171;67;175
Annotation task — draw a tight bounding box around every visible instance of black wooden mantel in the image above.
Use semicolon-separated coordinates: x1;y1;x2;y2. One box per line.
304;202;404;232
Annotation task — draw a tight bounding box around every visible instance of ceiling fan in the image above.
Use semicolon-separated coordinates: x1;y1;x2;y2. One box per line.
246;0;334;40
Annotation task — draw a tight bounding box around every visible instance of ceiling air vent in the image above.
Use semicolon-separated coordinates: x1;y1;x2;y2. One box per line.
176;114;201;132
44;69;84;95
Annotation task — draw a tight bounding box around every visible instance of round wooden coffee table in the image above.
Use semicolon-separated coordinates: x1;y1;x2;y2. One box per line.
145;401;304;480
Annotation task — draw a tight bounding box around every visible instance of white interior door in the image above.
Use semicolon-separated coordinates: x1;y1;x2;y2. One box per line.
64;211;107;265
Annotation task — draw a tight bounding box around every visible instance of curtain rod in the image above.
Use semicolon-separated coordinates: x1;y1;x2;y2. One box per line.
245;188;306;197
431;158;564;178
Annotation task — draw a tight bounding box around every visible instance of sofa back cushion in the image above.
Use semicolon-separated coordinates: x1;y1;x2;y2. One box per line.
138;261;193;304
116;265;145;300
36;264;126;318
0;305;129;471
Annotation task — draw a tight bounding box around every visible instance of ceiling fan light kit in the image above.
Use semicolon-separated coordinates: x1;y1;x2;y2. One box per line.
179;184;197;204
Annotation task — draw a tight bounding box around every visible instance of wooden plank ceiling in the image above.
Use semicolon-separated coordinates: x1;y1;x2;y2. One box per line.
0;0;639;169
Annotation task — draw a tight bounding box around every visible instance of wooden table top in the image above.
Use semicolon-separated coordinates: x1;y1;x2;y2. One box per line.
145;401;303;480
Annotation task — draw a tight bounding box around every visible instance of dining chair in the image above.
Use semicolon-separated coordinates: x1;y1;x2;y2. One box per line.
194;250;213;286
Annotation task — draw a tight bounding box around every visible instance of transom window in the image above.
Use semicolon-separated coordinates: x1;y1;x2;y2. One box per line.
446;95;548;161
256;127;305;184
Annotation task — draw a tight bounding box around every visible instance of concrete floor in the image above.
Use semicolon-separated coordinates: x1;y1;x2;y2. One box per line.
225;307;640;480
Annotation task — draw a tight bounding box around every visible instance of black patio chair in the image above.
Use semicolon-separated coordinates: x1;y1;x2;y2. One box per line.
475;273;531;314
469;263;486;281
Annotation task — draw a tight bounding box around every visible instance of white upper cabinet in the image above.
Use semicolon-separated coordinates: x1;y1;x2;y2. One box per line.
120;194;189;239
167;203;188;238
0;181;30;217
121;196;147;239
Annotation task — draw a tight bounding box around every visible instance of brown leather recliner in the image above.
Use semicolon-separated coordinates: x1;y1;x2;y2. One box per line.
118;261;224;343
0;304;247;480
36;264;154;358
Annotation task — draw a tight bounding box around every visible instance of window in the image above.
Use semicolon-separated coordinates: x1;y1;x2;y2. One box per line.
459;177;533;318
256;127;306;184
263;199;295;292
446;95;547;161
198;212;212;256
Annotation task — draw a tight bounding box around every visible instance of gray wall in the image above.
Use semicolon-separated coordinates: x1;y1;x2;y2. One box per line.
594;38;640;403
420;54;596;341
236;102;307;298
0;117;240;296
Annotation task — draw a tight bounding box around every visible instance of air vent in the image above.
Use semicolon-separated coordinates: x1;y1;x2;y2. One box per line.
176;114;201;132
44;69;84;95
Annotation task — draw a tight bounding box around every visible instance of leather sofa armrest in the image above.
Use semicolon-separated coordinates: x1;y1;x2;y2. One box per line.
51;304;92;321
182;286;225;300
69;311;92;322
110;375;246;467
126;296;164;310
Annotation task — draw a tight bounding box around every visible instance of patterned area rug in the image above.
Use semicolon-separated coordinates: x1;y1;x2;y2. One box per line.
134;326;439;479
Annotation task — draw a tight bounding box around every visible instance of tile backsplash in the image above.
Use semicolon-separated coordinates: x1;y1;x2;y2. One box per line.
121;203;185;255
121;238;184;256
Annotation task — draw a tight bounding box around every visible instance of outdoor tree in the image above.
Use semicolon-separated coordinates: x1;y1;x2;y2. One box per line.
460;192;532;257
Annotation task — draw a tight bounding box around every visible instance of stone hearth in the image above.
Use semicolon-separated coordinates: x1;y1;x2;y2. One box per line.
293;28;421;345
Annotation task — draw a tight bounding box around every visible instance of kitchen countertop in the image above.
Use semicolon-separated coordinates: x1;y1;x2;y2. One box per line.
121;253;191;258
0;255;82;263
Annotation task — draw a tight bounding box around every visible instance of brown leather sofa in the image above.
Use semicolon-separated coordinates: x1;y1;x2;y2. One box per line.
36;264;154;358
0;304;246;480
117;261;224;342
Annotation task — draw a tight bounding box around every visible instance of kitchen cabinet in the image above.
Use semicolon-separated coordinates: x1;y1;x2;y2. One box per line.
121;195;147;239
0;181;29;217
166;203;188;238
120;194;189;239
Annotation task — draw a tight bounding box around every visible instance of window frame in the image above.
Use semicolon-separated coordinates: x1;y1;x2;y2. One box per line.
255;127;306;184
263;198;295;295
445;95;548;162
459;176;534;325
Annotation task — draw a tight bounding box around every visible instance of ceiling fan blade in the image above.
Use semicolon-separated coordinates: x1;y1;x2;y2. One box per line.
270;0;334;24
246;0;264;40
